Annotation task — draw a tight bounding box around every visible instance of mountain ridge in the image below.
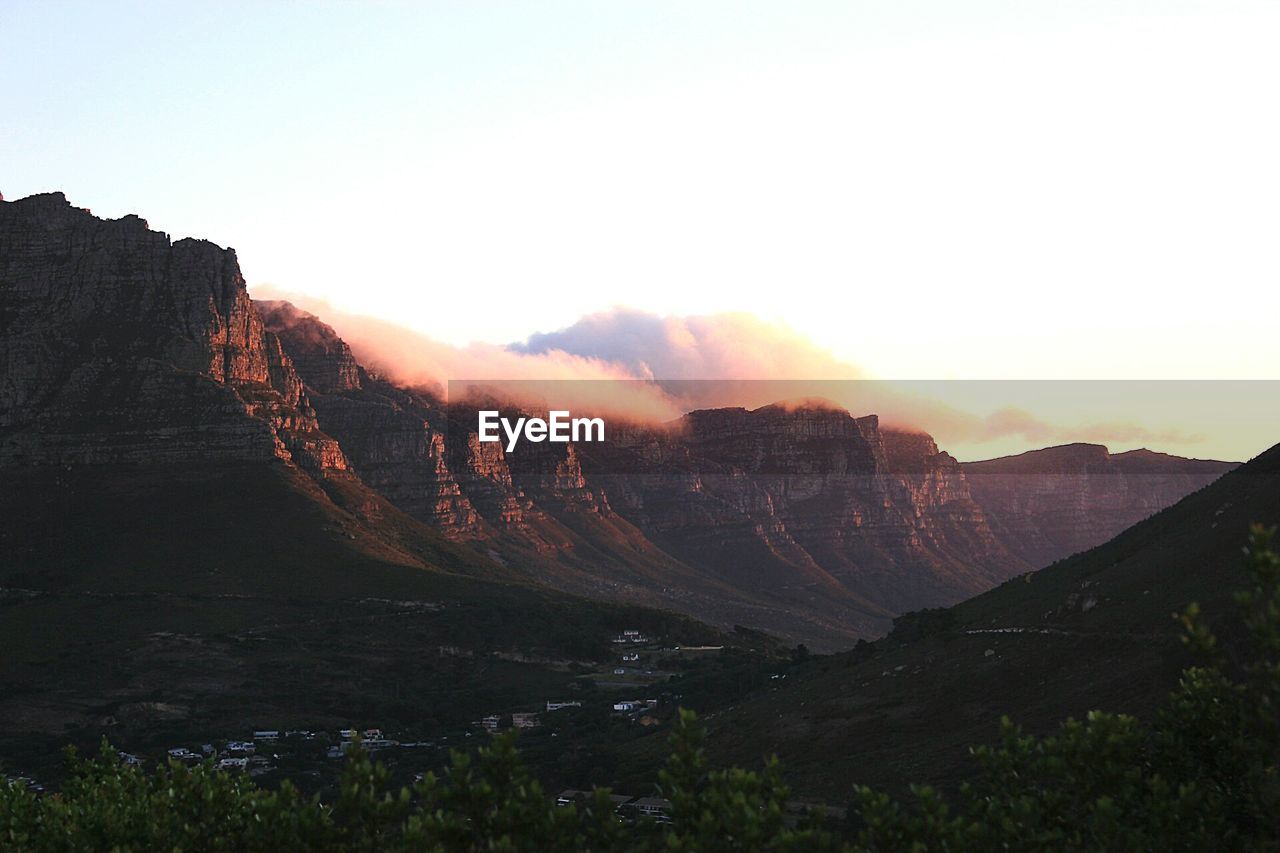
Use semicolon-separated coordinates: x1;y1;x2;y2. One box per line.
962;442;1236;568
0;191;1238;648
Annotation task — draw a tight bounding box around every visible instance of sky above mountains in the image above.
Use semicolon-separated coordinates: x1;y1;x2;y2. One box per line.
3;1;1278;382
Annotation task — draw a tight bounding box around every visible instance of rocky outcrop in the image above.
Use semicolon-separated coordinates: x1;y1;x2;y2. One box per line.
963;443;1236;567
581;404;1020;614
257;306;619;549
257;301;361;394
881;429;1010;572
0;193;347;473
258;302;481;536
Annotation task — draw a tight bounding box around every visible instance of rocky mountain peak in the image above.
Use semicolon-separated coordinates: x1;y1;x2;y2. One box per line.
257;300;363;394
0;193;347;472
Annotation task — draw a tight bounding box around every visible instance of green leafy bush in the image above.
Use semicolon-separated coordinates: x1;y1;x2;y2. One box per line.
0;720;834;851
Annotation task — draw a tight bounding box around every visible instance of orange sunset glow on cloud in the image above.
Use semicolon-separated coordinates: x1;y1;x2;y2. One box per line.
251;286;1279;464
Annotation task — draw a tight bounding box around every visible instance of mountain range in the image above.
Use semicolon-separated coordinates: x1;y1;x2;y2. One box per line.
0;192;1236;652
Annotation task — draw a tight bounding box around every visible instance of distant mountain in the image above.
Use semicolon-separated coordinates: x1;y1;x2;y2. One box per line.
581;407;1019;618
260;295;1237;644
259;302;1021;642
963;443;1236;568
665;442;1280;798
257;299;829;640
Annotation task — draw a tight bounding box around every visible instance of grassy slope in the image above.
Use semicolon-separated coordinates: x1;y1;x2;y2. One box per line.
502;500;885;650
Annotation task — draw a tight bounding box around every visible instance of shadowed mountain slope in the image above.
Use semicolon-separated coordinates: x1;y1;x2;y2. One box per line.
644;443;1279;797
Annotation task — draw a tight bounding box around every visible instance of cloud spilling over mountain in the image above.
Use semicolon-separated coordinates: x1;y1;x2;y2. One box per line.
250;288;1228;455
248;290;870;421
251;289;626;387
253;291;861;384
509;309;863;381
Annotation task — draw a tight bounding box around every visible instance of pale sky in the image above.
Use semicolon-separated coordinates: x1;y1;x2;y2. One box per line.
3;1;1278;381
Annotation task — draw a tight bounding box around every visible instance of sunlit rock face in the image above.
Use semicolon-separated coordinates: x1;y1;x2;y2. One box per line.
248;298;1237;631
257;301;362;394
963;444;1237;568
0;193;347;472
259;301;485;538
261;301;618;547
573;405;1020;614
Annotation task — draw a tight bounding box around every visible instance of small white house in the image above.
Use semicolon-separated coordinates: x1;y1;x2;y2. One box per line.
546;701;582;711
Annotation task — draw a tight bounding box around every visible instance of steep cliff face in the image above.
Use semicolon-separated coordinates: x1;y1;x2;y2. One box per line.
963;444;1237;568
245;313;883;639
226;297;1242;640
881;429;1010;572
0;193;347;473
258;301;482;536
581;404;1020;614
258;303;633;556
